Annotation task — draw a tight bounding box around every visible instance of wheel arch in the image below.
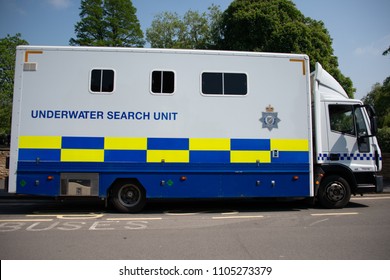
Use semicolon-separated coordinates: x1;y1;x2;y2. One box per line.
107;178;145;197
318;164;357;193
107;178;147;213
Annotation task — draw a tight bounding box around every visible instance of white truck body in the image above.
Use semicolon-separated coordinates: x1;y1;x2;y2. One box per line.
7;46;382;211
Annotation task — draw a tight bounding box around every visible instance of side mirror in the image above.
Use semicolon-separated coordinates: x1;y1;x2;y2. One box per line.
359;104;378;136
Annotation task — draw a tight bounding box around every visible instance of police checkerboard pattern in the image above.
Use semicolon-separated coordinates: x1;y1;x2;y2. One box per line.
18;136;310;164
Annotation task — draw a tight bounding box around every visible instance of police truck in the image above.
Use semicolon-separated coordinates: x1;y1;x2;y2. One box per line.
7;46;383;212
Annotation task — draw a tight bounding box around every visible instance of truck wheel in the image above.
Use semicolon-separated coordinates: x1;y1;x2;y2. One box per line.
110;181;146;213
317;175;351;209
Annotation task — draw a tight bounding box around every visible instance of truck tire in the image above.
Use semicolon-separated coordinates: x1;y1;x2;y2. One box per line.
110;181;146;213
317;175;351;209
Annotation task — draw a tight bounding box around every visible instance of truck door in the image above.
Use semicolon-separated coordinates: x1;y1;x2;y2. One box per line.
325;103;378;172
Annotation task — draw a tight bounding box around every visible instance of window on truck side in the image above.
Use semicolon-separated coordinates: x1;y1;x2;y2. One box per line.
90;69;114;93
202;72;223;94
151;71;175;94
224;73;247;95
201;72;247;96
329;105;355;136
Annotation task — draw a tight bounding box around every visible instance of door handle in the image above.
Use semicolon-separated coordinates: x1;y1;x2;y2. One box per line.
329;153;340;161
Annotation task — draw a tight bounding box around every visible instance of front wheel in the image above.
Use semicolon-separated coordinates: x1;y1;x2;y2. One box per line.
109;181;146;213
317;175;351;209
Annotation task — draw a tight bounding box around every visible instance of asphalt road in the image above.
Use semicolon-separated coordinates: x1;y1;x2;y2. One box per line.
0;193;389;260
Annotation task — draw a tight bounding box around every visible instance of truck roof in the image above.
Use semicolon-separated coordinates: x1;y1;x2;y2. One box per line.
16;45;309;60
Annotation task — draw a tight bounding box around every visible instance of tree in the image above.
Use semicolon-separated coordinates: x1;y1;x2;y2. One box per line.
219;0;354;97
70;0;105;46
0;34;28;144
363;77;390;152
146;12;184;48
146;5;222;49
70;0;144;47
362;77;390;128
104;0;144;47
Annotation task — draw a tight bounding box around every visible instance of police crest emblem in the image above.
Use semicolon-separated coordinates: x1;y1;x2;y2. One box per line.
259;105;280;131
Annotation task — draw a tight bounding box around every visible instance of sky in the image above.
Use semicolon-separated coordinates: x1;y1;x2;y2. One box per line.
0;0;389;99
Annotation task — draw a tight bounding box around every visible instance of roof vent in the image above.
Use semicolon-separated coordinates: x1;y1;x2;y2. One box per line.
23;62;37;71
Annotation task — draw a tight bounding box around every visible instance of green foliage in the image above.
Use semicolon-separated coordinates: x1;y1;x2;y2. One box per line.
362;77;390;128
0;34;28;142
146;12;184;48
363;77;390;152
146;5;222;49
377;127;390;153
70;0;144;47
219;0;355;97
70;0;105;46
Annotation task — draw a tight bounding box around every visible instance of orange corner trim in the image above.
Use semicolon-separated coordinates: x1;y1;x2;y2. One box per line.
24;50;43;63
290;59;306;75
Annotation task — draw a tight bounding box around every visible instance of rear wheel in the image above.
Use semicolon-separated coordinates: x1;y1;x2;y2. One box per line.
109;181;146;213
317;175;351;209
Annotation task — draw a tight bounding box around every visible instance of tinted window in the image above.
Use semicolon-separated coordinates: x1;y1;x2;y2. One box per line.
202;72;247;96
90;69;114;93
90;70;102;92
152;71;175;94
202;73;223;94
224;73;247;95
101;70;114;92
329;105;355;135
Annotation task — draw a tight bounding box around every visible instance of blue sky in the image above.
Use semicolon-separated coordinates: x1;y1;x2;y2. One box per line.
0;0;389;99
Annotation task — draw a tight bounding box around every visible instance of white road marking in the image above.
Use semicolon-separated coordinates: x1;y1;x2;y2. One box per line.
26;213;104;219
163;211;201;216
212;215;264;220
309;218;329;227
311;212;359;216
352;196;390;200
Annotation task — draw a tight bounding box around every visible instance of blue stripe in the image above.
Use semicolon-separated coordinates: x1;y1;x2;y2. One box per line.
17;162;311;197
148;138;189;150
231;139;270;151
272;152;309;163
18;161;310;172
190;151;230;163
19;149;61;161
104;150;146;162
62;137;104;149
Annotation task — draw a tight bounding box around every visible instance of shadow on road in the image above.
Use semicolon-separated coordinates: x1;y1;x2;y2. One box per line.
0;196;371;215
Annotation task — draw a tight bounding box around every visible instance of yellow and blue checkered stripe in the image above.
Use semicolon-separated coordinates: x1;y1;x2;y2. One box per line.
18;136;309;164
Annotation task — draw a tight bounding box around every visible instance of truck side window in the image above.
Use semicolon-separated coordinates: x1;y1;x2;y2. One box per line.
202;72;247;96
329;105;355;136
224;73;247;95
90;69;114;93
151;71;175;94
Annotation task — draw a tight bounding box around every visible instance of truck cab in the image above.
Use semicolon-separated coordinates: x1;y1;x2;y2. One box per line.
312;63;383;208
